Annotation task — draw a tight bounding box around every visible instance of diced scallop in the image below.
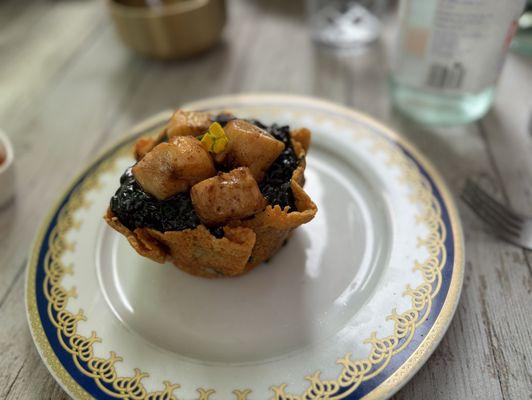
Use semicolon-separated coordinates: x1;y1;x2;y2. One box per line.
132;136;216;200
190;167;267;226
165;110;212;138
215;119;285;181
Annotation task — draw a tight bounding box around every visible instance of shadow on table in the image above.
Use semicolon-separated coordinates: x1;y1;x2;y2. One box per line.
386;114;492;216
310;39;389;114
104;40;234;124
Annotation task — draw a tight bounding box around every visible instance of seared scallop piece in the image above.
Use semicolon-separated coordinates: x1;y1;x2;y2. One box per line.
191;167;267;226
215;119;285;181
132;136;216;200
165;110;212;138
134;109;208;161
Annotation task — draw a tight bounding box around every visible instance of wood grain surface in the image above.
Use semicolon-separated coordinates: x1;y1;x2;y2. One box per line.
0;0;531;399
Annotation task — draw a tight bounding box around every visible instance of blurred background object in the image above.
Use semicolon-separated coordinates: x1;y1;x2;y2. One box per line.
390;0;527;125
108;0;226;59
512;0;532;56
0;129;15;207
306;0;388;48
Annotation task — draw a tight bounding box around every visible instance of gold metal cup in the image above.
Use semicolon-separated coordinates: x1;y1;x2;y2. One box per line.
108;0;226;60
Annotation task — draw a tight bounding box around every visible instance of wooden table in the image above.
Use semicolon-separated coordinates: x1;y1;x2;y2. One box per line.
1;1;531;399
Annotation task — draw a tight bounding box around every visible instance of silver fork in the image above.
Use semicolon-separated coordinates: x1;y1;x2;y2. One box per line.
461;180;532;250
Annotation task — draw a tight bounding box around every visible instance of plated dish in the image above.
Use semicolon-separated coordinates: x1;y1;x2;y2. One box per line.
26;94;464;399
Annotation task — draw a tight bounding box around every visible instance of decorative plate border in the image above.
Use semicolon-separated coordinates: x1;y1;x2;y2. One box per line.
26;94;464;400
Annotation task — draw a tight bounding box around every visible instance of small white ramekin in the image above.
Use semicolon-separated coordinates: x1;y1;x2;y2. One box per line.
0;129;15;207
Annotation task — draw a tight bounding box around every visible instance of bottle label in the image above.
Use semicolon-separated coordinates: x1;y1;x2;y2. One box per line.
393;0;525;94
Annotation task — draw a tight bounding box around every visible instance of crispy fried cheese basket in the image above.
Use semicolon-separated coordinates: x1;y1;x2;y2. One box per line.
105;110;317;278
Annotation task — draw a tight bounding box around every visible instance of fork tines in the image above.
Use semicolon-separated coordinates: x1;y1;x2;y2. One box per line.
461;180;524;239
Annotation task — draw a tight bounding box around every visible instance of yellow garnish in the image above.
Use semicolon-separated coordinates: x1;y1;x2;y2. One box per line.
200;122;229;154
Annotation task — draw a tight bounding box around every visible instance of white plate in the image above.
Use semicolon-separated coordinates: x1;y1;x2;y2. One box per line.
26;94;464;400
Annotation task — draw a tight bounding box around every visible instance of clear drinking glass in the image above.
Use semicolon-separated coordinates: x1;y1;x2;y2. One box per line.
307;0;387;47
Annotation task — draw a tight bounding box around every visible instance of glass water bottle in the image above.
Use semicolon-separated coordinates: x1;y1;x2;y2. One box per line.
390;0;526;125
